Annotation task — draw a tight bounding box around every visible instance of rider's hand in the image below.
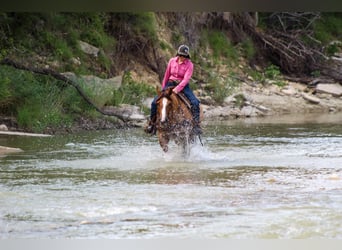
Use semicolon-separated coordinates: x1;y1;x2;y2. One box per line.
172;88;179;94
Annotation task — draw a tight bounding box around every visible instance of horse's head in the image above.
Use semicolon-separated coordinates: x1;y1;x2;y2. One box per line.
156;87;179;125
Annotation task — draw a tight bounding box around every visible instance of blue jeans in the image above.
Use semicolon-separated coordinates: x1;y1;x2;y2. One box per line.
150;81;200;123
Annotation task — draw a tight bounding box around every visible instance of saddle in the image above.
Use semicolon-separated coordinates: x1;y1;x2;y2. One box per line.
176;92;192;110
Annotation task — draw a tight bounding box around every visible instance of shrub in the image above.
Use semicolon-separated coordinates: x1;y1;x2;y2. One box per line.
111;71;155;107
207;30;238;63
205;72;240;104
241;38;256;60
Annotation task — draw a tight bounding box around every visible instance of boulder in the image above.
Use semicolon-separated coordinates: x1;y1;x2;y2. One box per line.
79;40;100;57
0;124;8;131
0;146;23;156
316;83;342;97
103;104;145;121
61;72;122;107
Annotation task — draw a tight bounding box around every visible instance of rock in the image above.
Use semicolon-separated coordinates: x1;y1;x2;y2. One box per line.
0;124;8;131
103;104;145;121
70;57;81;66
281;87;297;96
203;106;231;119
316;83;342;97
79;40;100;57
0;146;23;156
240;106;258;117
199;95;216;105
302;93;320;104
223;95;236;105
61;72;122;107
142;97;154;109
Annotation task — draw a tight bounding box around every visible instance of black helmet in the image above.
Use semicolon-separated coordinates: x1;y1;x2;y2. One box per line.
177;44;190;58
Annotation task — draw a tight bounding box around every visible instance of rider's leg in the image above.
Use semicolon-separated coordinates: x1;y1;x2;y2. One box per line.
182;85;202;135
145;95;158;134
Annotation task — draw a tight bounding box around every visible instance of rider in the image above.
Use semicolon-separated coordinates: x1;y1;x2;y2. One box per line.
145;44;202;135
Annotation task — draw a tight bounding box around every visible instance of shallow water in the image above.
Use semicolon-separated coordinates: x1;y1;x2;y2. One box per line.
1;113;342;238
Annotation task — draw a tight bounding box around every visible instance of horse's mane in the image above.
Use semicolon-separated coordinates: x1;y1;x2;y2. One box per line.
157;87;190;110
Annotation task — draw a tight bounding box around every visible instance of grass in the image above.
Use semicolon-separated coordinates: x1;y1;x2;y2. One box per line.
206;30;238;64
111;72;155;112
0;65;85;132
205;71;240;104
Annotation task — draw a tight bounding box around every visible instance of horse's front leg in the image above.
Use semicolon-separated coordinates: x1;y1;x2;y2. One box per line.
158;133;169;152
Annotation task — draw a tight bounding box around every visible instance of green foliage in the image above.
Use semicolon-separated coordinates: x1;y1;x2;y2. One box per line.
248;64;286;87
0;75;11;106
111;71;155;107
240;38;256;60
110;12;157;41
207;30;238;63
233;93;246;108
264;64;281;79
265;65;286;87
0;13;115;76
311;70;321;77
0;66;84;132
44;31;73;61
313;13;342;43
205;72;240;104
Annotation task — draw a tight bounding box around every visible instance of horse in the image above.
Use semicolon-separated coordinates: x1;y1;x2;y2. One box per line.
155;87;199;154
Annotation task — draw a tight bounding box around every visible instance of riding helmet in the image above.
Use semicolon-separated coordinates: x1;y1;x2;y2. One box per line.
177;44;190;58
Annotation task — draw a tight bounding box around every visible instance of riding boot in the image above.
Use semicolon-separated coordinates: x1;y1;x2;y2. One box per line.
144;115;156;135
191;106;202;135
192;121;202;135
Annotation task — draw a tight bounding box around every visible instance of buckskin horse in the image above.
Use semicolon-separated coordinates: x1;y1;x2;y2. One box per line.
155;87;200;154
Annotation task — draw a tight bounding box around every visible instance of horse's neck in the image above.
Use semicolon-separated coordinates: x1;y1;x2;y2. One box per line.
171;94;192;121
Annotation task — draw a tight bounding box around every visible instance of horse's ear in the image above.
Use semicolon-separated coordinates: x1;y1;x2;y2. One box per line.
156;86;161;95
165;87;173;96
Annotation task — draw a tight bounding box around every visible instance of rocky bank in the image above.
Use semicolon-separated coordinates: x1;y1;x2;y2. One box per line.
200;81;342;122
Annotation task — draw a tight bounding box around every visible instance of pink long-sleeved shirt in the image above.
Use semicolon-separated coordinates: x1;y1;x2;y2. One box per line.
161;56;193;93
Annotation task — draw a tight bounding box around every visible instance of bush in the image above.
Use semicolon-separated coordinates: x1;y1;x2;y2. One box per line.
241;38;256;60
205;72;239;104
207;30;238;63
111;72;155;107
0;66;83;132
313;13;342;44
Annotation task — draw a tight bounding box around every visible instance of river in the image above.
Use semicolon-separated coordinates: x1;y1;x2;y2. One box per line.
1;113;342;238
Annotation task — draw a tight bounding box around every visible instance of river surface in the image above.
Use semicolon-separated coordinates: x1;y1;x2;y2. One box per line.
1;113;342;239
